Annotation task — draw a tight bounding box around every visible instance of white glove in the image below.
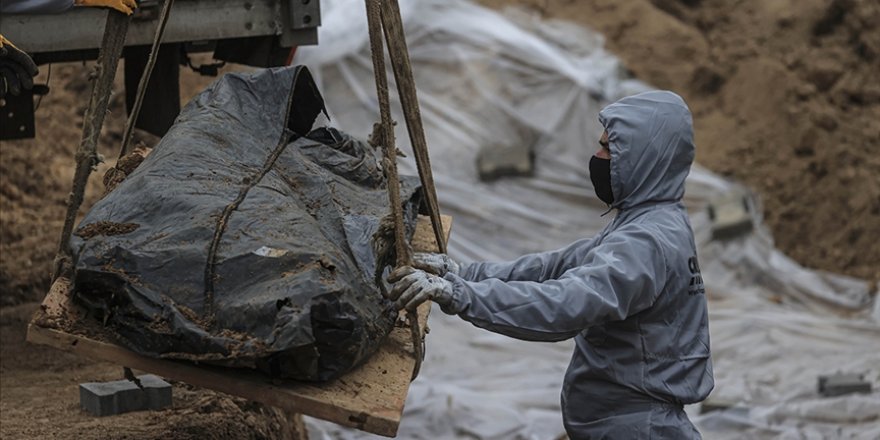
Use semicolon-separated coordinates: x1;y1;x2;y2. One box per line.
411;252;460;276
387;266;454;311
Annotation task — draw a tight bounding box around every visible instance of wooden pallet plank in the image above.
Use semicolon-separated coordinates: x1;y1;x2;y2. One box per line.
27;215;451;437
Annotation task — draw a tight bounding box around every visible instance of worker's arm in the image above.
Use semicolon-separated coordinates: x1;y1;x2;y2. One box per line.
443;225;668;342
459;234;603;283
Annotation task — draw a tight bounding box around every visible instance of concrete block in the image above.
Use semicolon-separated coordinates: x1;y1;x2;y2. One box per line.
818;373;872;397
476;141;535;182
80;374;172;417
707;189;753;240
699;396;737;414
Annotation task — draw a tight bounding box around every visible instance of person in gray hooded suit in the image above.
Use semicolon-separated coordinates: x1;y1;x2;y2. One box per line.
388;90;714;439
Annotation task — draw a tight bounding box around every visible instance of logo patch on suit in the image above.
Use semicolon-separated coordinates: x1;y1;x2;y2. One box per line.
688;256;705;296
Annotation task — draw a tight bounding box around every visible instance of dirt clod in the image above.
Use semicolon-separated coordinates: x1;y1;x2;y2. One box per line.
75;221;140;239
103;144;152;194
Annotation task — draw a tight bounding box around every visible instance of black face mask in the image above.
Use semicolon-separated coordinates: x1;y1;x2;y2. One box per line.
589;156;614;205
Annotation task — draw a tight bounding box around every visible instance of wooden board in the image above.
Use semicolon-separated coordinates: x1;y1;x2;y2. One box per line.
27;215;452;438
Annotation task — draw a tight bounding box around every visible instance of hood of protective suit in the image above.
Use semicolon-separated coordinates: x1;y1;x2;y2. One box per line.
598;91;695;210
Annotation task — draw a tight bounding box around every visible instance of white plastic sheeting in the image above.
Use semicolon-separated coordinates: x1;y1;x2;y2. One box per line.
295;1;880;438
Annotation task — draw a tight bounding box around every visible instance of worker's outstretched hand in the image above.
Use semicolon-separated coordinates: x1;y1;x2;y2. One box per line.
75;0;138;15
387;266;454;312
0;35;38;99
412;252;460;276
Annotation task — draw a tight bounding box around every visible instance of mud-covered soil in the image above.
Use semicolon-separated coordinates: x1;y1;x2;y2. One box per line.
0;304;306;439
481;0;880;284
75;220;140;239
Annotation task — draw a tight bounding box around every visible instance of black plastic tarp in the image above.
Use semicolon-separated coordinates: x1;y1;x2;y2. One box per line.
70;66;423;381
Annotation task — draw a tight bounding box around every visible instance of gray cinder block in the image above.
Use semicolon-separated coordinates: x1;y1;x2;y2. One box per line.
818;373;872;397
80;374;172;417
707;189;753;240
476;141;535;182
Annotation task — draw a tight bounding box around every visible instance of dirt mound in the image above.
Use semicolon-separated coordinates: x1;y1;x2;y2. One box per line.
481;0;880;284
0;64;115;306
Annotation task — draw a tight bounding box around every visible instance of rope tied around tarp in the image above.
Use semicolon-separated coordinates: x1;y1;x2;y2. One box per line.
118;0;176;159
53;1;175;281
52;10;130;281
365;0;448;381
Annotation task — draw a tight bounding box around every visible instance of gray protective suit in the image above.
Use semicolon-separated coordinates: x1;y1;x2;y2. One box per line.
442;91;714;439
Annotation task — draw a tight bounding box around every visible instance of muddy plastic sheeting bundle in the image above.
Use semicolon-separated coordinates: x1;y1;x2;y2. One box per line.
70;66;424;381
297;1;880;439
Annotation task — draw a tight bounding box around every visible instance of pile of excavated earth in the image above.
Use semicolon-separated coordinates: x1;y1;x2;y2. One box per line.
480;0;880;284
